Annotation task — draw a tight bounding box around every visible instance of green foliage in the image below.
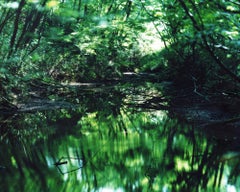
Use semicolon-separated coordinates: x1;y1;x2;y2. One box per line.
0;0;239;105
2;105;240;191
0;0;147;104
156;0;240;86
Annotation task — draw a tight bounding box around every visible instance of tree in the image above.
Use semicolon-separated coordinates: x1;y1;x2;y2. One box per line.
156;0;240;85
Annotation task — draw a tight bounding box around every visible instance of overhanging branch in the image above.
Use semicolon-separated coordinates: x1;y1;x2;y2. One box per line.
178;0;240;83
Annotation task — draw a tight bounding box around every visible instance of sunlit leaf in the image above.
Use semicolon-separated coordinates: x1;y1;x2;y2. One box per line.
46;0;59;8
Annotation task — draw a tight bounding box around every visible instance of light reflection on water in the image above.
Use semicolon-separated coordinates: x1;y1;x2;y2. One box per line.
0;97;240;191
95;187;124;192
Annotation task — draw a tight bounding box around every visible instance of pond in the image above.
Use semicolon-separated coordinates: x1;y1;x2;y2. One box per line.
1;82;240;192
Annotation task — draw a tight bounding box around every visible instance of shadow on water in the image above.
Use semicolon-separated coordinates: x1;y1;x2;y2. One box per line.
0;82;240;192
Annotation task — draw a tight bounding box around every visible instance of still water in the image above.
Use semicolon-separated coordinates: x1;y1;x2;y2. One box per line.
0;82;240;192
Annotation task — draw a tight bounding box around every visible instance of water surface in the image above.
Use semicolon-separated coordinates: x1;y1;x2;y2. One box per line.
1;82;240;192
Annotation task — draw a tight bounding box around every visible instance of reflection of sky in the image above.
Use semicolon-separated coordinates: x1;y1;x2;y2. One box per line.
222;165;237;192
45;155;83;180
45;156;54;168
94;187;124;192
226;185;236;192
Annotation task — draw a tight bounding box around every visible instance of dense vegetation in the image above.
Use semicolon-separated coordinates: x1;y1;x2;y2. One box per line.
1;1;240;191
0;0;239;108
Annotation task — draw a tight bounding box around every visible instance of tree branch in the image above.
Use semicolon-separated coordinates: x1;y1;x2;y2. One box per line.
178;0;240;83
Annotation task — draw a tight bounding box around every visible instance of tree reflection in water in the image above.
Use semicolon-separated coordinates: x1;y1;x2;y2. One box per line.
0;85;240;191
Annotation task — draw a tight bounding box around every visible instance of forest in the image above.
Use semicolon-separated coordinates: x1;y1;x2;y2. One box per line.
0;0;240;191
0;0;239;110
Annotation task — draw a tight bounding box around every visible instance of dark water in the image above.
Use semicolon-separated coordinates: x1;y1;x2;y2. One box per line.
1;83;240;192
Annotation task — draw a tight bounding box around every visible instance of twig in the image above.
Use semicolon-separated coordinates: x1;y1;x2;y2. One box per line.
192;76;210;102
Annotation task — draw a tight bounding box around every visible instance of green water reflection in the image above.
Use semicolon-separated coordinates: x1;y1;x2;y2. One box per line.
1;94;240;191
